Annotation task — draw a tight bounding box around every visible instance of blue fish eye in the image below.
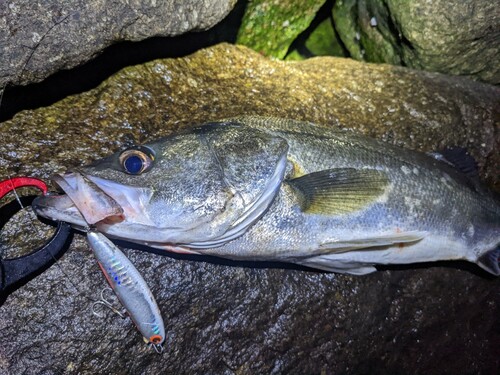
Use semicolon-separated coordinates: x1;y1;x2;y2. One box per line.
119;147;154;175
124;155;144;174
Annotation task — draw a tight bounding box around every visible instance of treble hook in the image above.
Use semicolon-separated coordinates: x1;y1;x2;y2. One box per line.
152;343;164;354
92;287;126;319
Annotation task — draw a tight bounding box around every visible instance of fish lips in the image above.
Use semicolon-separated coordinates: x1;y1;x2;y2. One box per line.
33;171;124;226
32;192;88;228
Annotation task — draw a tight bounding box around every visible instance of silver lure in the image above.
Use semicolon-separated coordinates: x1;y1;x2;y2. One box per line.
86;230;165;348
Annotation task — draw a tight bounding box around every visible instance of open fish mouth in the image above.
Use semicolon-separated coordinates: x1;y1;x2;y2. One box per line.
52;171;124;224
32;171;125;227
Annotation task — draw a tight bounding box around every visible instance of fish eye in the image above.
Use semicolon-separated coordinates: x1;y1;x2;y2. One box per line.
119;147;154;175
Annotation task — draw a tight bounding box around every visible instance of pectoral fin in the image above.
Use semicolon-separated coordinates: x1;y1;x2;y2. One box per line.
296;256;377;275
294;231;427;274
319;231;427;253
288;168;389;215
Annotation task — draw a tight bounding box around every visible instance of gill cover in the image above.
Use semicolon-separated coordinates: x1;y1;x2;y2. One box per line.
154;122;290;246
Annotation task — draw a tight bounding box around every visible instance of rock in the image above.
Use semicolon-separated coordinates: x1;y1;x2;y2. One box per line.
237;0;326;58
304;17;346;57
0;0;237;87
333;0;500;84
286;16;348;61
0;43;499;373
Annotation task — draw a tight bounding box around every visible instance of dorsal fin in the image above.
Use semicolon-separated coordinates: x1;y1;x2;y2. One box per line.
429;147;479;180
288;168;389;215
477;246;500;276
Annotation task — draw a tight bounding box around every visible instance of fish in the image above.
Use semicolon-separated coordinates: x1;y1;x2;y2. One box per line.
32;116;500;276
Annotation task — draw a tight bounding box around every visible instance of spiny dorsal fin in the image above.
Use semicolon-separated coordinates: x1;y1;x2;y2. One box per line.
428;147;479;180
288;168;389;215
477;246;500;276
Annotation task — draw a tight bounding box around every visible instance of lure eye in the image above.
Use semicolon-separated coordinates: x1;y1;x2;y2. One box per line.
119;147;154;175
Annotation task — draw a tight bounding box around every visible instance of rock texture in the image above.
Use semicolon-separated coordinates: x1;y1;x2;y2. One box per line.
286;16;348;61
237;0;326;58
333;0;500;84
0;0;236;87
0;44;499;374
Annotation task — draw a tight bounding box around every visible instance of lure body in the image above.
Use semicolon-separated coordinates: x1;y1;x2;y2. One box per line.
86;230;165;346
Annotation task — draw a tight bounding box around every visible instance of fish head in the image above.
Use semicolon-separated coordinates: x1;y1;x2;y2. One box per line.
33;122;289;247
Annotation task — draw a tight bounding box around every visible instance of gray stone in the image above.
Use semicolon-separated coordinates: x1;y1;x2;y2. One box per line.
0;44;499;373
0;0;237;87
333;0;500;84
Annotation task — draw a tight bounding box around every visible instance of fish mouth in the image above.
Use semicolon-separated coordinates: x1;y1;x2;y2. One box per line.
33;171;126;226
32;191;88;228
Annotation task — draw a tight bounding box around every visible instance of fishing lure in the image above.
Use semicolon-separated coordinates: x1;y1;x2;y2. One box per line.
86;230;165;351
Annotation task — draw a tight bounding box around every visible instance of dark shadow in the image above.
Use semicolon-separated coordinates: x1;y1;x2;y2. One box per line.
0;0;248;122
377;260;497;279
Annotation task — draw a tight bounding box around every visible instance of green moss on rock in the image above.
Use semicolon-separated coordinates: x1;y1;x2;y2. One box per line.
333;0;499;84
305;18;347;57
237;0;327;58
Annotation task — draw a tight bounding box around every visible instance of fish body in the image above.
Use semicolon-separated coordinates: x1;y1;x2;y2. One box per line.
33;117;500;275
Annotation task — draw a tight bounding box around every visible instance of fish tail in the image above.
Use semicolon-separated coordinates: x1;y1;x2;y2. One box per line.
477;245;500;276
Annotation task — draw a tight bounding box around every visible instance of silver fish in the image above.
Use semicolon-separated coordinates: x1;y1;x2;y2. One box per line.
33;116;500;275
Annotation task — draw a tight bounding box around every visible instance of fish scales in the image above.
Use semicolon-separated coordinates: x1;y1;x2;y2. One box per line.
32;116;500;275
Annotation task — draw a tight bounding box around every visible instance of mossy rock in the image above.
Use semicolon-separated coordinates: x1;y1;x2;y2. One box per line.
237;0;327;58
333;0;499;84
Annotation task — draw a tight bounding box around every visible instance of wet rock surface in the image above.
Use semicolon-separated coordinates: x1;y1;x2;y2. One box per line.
0;44;499;373
0;0;236;87
333;0;500;85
